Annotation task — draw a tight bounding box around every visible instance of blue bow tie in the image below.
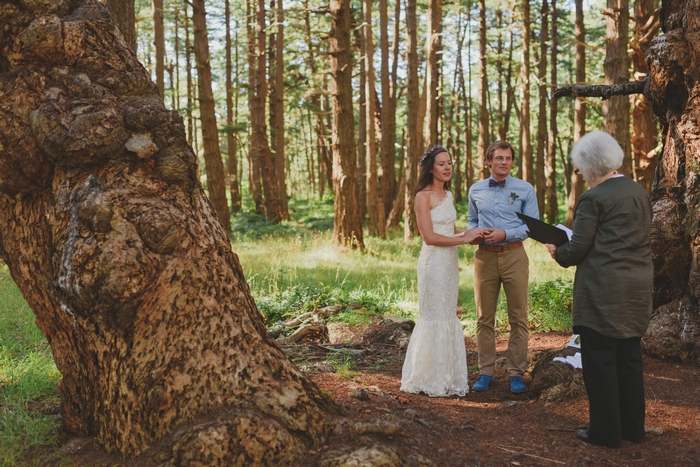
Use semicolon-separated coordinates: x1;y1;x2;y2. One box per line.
489;179;506;188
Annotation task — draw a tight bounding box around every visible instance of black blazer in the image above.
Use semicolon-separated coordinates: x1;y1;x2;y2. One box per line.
554;176;653;339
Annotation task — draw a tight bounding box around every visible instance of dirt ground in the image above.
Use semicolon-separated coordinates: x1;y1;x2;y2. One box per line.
303;329;700;466
36;328;699;466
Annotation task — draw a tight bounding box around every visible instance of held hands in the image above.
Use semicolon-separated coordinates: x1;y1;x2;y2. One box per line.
455;228;485;245
482;228;506;244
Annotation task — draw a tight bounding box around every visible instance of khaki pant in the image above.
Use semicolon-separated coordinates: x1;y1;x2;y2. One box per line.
474;246;529;377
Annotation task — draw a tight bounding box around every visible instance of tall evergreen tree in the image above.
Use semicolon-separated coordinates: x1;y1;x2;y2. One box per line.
404;0;420;240
545;0;559;222
535;0;548;214
192;0;231;231
477;0;490;179
603;0;632;176
566;0;586;227
330;0;364;247
519;0;533;183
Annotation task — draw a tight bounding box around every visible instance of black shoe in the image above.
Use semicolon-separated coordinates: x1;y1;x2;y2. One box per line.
622;434;644;444
575;429;621;448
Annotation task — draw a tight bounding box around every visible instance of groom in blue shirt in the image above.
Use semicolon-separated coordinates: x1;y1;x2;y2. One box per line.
467;141;539;394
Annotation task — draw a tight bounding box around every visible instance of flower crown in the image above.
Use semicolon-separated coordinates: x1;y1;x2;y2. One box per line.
419;144;447;167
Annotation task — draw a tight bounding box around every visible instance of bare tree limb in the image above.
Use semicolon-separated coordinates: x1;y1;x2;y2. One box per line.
553;76;647;100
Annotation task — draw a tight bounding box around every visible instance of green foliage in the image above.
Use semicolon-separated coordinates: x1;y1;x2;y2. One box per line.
528;279;574;331
288;196;335;232
256;284;344;324
256;284;396;327
231;195;335;240
0;267;61;467
241;232;575;337
326;349;359;379
231;210;308;240
463;278;574;336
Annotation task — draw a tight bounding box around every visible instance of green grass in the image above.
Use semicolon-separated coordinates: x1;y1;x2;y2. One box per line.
233;194;575;333
326;349;360;379
0;266;62;467
235;231;575;334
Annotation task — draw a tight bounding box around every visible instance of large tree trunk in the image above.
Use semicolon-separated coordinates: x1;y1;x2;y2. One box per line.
104;0;136;52
631;0;660;192
330;0;364;248
603;0;633;176
643;0;700;363
192;0;231;232
566;0;586;228
404;0;420;240
0;0;344;461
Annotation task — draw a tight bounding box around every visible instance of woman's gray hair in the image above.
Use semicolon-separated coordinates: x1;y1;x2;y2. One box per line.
570;130;624;180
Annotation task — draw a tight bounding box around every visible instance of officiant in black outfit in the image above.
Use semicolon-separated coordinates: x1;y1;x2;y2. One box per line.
545;130;653;448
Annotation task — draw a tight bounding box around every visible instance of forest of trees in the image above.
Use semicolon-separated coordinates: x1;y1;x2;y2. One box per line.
107;0;661;248
9;0;700;464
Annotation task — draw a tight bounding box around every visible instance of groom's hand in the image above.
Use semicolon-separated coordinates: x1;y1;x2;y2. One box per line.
483;228;506;243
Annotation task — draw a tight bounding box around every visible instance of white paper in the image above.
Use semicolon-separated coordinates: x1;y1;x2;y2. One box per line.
555;224;574;241
553;352;583;369
565;334;581;349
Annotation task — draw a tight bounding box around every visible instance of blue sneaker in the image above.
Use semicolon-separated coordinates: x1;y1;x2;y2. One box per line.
472;374;494;392
510;376;526;394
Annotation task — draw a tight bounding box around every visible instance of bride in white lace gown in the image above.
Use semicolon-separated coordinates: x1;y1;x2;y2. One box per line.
401;145;484;397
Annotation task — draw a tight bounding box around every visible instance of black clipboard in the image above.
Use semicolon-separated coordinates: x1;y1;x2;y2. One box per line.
516;212;569;246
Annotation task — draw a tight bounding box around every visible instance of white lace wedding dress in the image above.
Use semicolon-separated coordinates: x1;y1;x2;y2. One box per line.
400;191;469;397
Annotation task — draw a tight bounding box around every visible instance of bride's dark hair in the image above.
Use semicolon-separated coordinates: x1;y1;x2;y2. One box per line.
414;144;451;196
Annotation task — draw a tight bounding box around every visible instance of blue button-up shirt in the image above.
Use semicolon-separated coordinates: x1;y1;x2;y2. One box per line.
467;175;539;246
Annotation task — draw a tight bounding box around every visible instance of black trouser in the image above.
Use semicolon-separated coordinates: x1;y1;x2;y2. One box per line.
574;325;645;447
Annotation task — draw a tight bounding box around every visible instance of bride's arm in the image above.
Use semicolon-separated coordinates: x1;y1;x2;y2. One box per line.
416;193;482;246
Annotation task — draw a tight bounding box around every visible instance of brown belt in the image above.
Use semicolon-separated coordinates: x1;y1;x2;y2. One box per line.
479;242;524;252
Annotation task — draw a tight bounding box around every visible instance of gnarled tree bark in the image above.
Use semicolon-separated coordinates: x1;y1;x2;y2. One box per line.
644;0;700;363
0;0;411;464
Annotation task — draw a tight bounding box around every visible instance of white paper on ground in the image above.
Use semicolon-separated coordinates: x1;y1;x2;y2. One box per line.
565;334;581;349
553;352;583;369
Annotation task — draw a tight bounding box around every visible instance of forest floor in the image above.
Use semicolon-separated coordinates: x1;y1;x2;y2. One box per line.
301;326;700;467
32;326;700;467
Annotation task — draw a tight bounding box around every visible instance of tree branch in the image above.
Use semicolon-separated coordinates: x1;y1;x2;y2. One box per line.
553;76;647;100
